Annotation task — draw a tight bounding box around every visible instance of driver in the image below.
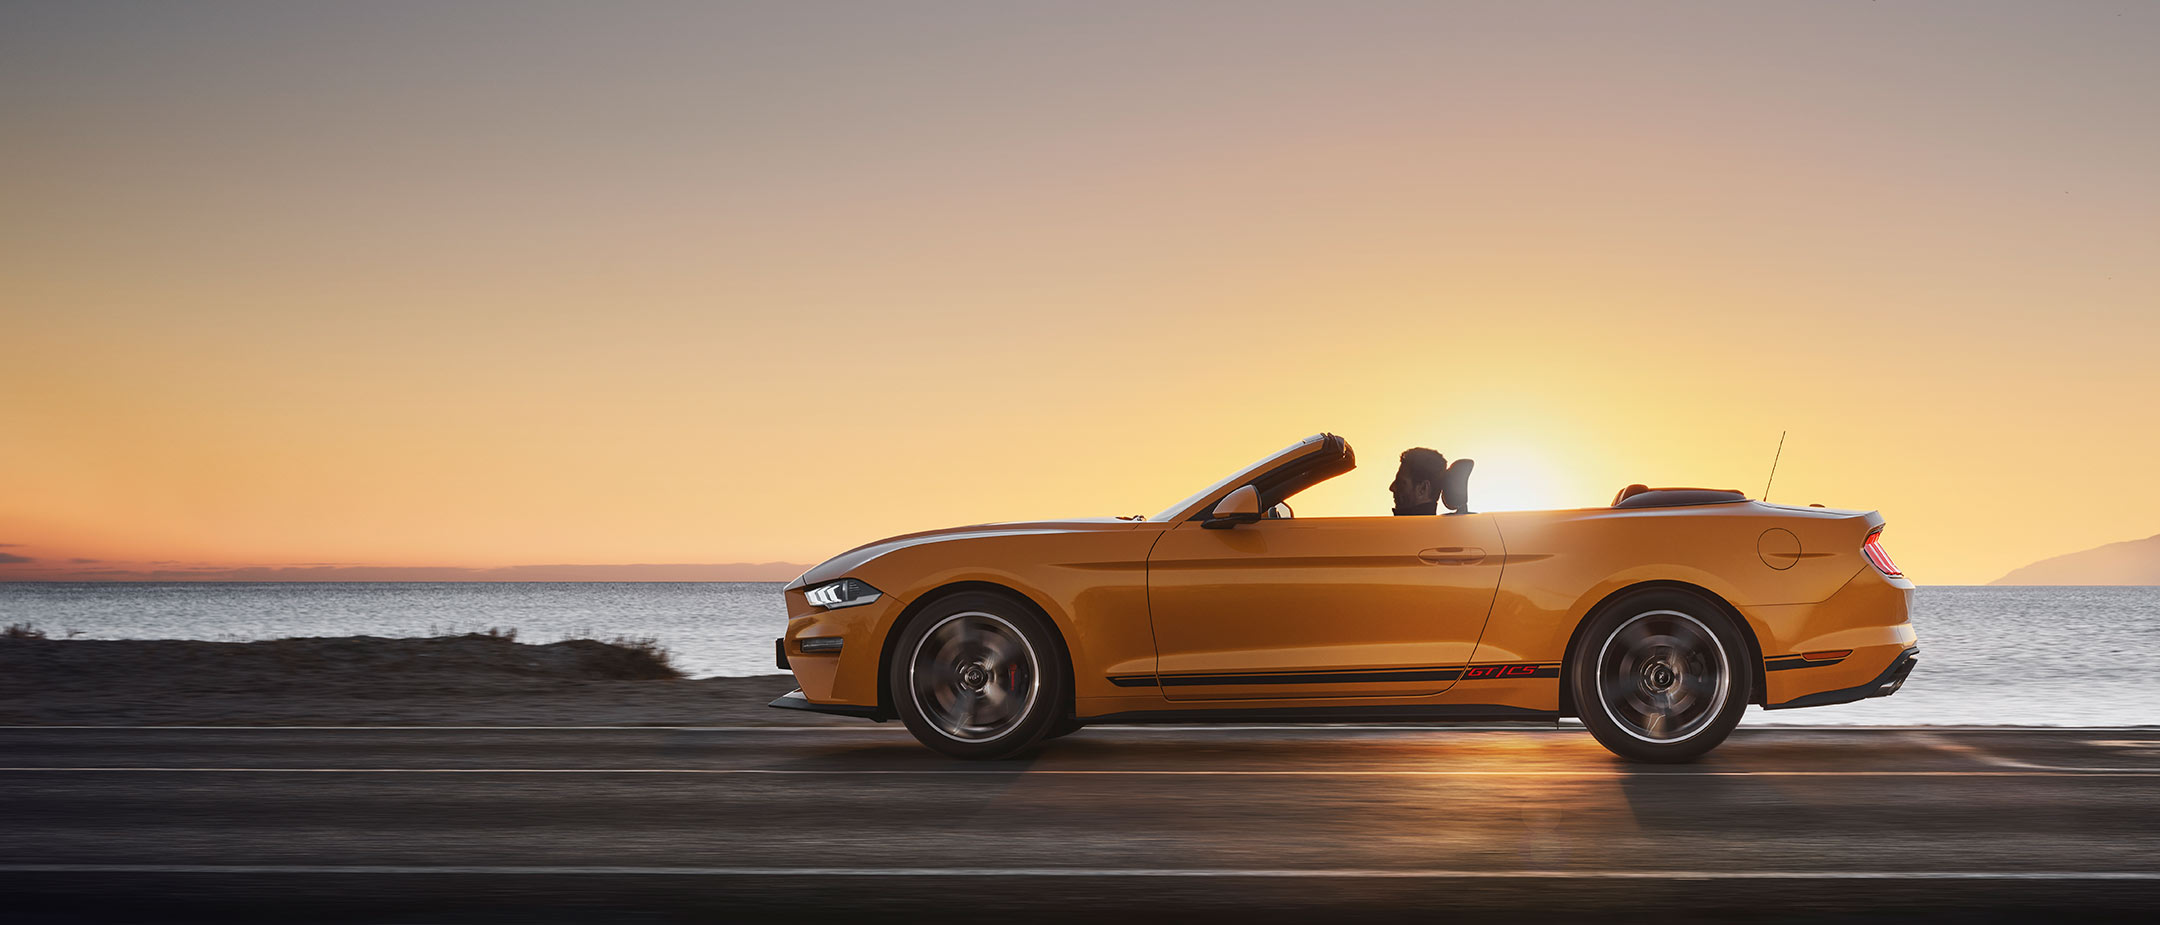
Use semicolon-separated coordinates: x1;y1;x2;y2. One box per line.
1390;447;1447;516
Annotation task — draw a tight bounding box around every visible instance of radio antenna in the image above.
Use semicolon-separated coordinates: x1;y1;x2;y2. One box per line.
1762;431;1787;501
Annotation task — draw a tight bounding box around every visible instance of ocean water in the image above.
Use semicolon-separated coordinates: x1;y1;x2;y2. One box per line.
1;583;2153;727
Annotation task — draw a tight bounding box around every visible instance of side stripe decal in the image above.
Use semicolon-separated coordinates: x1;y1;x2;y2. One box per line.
1107;662;1560;688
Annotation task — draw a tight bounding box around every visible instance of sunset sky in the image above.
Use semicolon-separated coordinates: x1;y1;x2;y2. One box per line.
4;1;2157;584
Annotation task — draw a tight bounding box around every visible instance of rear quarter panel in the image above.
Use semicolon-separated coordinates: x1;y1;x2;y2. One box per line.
1475;502;1904;707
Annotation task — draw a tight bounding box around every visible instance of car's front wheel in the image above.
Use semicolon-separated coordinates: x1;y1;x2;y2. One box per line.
889;591;1067;760
1569;589;1751;763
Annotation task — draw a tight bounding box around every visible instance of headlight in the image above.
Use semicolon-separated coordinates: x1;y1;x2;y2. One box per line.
804;578;882;610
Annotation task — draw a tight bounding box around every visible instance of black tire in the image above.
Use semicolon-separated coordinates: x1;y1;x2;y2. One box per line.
888;591;1068;760
1043;716;1084;740
1569;589;1751;763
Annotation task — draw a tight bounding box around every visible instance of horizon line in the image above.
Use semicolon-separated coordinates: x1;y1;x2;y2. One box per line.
0;562;815;583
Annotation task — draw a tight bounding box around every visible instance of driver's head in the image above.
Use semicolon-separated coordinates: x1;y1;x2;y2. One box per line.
1391;448;1446;510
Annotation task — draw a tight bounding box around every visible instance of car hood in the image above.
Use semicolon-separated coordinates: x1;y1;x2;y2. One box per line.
786;519;1147;590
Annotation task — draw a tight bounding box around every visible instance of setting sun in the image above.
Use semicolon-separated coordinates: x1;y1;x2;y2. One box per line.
4;2;2157;584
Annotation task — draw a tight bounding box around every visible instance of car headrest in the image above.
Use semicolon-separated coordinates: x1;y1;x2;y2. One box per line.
1440;458;1473;514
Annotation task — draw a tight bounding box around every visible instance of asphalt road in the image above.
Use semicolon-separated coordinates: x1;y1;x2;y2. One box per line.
4;724;2159;922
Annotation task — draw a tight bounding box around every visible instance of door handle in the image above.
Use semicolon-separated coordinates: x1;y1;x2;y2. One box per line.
1419;546;1486;565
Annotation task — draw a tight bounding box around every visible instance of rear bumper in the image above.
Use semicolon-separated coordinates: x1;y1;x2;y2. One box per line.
1752;564;1917;706
1765;646;1918;710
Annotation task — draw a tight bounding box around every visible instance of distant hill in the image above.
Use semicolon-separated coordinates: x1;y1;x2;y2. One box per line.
1991;534;2160;586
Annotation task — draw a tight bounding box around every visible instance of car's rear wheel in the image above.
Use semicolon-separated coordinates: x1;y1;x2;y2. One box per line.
1570;589;1751;763
889;591;1067;760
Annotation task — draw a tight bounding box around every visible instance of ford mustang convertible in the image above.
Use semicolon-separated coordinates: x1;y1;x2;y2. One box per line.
771;434;1918;762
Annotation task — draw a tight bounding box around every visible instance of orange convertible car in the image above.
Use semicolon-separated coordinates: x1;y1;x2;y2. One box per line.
772;434;1918;762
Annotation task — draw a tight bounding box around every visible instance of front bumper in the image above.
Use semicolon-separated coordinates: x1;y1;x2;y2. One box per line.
768;688;884;720
775;581;909;711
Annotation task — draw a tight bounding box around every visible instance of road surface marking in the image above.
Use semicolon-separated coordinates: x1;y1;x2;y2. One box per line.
1;766;2154;777
0;864;2152;880
0;724;2153;732
0;725;898;732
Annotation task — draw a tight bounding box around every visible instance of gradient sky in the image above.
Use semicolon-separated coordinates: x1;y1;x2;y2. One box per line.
4;1;2157;583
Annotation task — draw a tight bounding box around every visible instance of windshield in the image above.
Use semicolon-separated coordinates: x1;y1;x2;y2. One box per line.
1150;436;1325;521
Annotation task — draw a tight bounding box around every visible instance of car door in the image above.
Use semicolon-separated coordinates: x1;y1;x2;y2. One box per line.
1141;514;1504;701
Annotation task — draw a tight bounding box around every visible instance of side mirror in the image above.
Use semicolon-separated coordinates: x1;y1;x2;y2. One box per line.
1204;485;1264;529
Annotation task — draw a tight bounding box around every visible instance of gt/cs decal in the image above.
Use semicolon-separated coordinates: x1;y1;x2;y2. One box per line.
1460;662;1560;680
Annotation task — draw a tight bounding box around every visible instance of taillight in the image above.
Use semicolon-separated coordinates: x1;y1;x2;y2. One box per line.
1863;529;1902;577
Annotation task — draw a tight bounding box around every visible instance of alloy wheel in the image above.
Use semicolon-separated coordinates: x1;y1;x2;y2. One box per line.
1594;609;1731;743
907;611;1040;742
